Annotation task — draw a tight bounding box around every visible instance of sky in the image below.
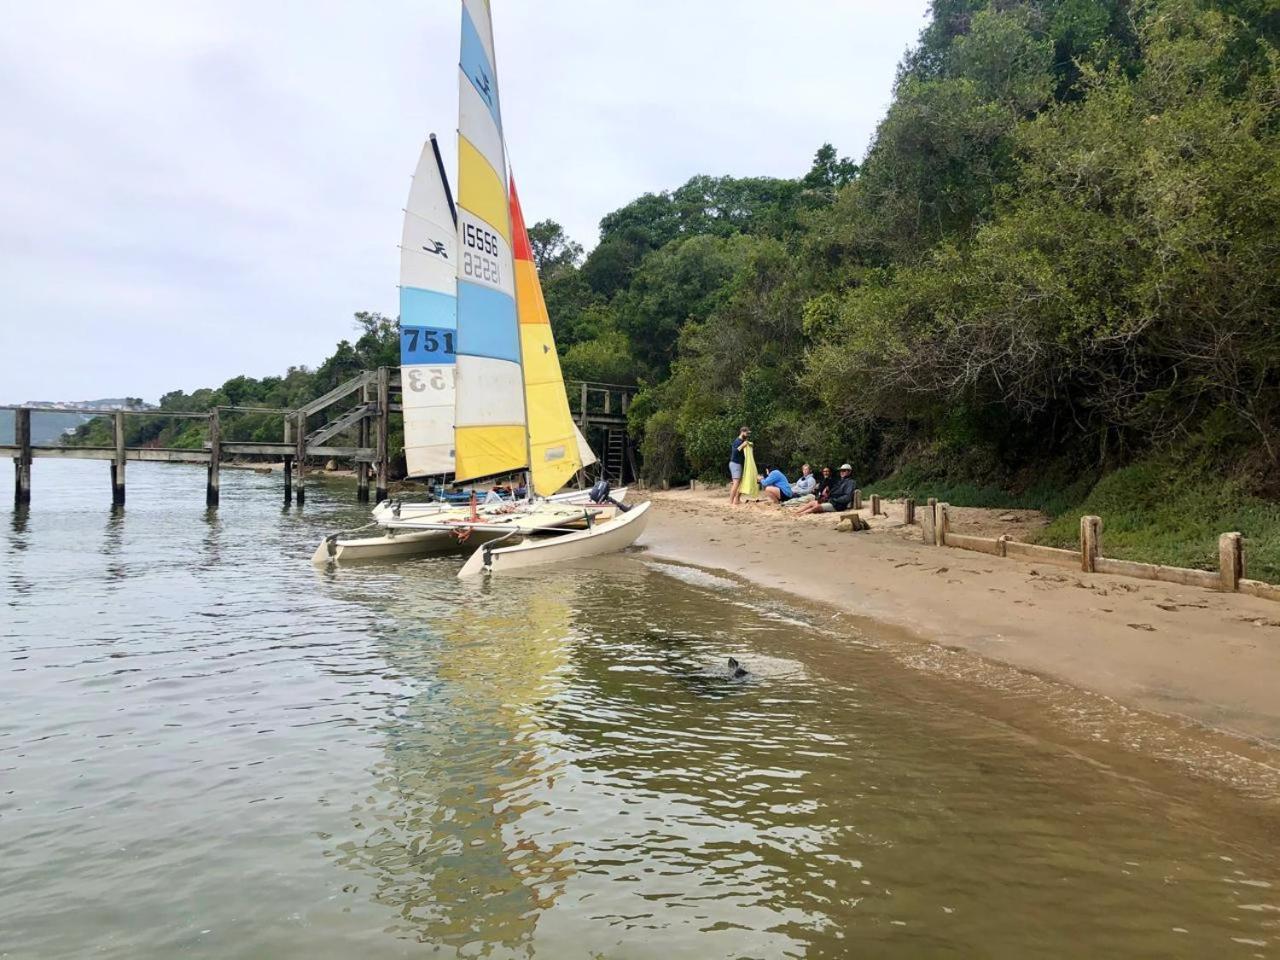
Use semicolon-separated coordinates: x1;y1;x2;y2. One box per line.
0;1;930;404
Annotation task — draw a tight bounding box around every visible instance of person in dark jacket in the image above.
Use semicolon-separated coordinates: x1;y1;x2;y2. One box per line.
795;464;855;515
728;426;751;506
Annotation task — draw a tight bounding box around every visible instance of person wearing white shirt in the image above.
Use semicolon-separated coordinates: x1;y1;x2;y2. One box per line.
792;464;816;496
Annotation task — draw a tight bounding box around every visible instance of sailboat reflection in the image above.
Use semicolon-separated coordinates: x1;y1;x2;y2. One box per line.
329;576;578;950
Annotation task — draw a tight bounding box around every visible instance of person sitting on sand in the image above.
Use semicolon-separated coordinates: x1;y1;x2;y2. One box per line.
728;427;752;506
792;464;816;496
758;467;793;504
795;464;855;515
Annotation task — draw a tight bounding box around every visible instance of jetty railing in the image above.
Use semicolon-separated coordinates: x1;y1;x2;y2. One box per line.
3;370;637;508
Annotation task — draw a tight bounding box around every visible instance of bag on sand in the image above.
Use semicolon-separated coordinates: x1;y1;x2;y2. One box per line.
740;443;759;498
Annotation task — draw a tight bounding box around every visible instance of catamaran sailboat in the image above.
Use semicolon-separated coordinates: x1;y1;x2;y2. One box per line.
313;0;648;572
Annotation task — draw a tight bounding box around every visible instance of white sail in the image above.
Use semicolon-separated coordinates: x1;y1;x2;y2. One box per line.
399;136;458;477
573;424;597;468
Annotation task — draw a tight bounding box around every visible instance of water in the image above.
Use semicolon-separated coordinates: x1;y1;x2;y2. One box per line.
2;460;1277;959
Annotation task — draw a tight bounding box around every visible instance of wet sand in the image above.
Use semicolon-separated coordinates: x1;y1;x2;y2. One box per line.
645;489;1280;753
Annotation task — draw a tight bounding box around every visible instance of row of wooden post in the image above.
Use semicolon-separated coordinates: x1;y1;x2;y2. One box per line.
920;500;1259;597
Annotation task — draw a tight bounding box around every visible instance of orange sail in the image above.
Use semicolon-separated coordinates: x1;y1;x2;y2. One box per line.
509;177;584;495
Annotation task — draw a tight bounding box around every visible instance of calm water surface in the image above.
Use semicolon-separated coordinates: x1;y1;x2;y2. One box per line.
2;460;1277;958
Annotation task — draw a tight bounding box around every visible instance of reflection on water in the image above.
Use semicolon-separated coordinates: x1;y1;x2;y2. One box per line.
1;460;1278;959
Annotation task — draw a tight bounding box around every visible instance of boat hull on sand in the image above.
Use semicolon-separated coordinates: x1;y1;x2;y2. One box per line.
457;501;650;578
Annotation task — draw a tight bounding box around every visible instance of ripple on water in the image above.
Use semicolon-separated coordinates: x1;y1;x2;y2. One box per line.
1;460;1277;959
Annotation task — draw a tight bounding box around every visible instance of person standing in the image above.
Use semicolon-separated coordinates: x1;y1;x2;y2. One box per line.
728;427;752;505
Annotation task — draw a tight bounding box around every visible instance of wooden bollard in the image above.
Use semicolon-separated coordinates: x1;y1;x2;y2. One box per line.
356;402;370;503
375;367;389;503
295;411;307;505
1080;515;1101;573
853;488;863;511
1219;532;1243;592
934;502;949;547
111;411;126;505
13;407;32;505
904;498;915;525
870;493;881;516
206;408;221;507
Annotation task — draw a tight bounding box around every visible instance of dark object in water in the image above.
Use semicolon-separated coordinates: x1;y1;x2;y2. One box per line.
727;657;749;679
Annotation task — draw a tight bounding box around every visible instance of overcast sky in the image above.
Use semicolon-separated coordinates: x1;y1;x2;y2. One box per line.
0;1;929;403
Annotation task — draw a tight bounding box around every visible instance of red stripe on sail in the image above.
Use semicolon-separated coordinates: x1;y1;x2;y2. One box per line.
508;175;534;263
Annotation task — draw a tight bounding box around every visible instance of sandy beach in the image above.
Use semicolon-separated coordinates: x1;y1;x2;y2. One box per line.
644;488;1280;753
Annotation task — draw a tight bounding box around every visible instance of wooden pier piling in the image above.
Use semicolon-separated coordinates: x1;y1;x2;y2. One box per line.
282;417;292;505
294;411;306;505
904;498;916;525
375;367;389;503
111;411;126;505
206;409;221;507
356;382;371;503
14;407;31;505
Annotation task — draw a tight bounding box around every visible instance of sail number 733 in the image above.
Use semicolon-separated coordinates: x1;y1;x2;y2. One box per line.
406;368;449;392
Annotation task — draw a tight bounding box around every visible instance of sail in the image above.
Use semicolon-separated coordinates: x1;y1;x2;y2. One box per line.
399;136;458;477
508;177;587;495
574;424;597;468
452;0;527;482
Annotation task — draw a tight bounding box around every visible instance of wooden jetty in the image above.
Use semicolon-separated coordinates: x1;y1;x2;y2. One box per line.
3;370;636;507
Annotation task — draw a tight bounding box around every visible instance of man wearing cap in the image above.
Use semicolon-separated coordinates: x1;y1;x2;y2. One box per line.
795;464;856;515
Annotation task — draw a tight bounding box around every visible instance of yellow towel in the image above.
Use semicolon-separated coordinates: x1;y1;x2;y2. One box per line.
741;442;759;497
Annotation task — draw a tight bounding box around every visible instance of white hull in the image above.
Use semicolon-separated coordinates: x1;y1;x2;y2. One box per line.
457;501;650;578
372;487;627;527
313;504;617;566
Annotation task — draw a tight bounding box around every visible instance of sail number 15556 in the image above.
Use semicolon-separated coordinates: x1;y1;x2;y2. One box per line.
462;222;500;284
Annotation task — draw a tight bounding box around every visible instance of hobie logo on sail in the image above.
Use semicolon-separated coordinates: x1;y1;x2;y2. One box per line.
474;69;493;106
422;238;449;259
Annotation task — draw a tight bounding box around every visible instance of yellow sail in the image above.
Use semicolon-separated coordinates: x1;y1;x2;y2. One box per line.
508;177;586;496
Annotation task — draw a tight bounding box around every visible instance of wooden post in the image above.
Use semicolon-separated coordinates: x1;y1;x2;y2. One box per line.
13;407;31;505
904;498;916;525
580;382;588;427
206;409;221;507
111;411;126;505
294;411;306;505
934;502;949;547
356;404;370;503
870;494;881;517
282;416;292;505
853;488;863;511
1080;515;1101;573
375;367;390;503
1219;532;1243;592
